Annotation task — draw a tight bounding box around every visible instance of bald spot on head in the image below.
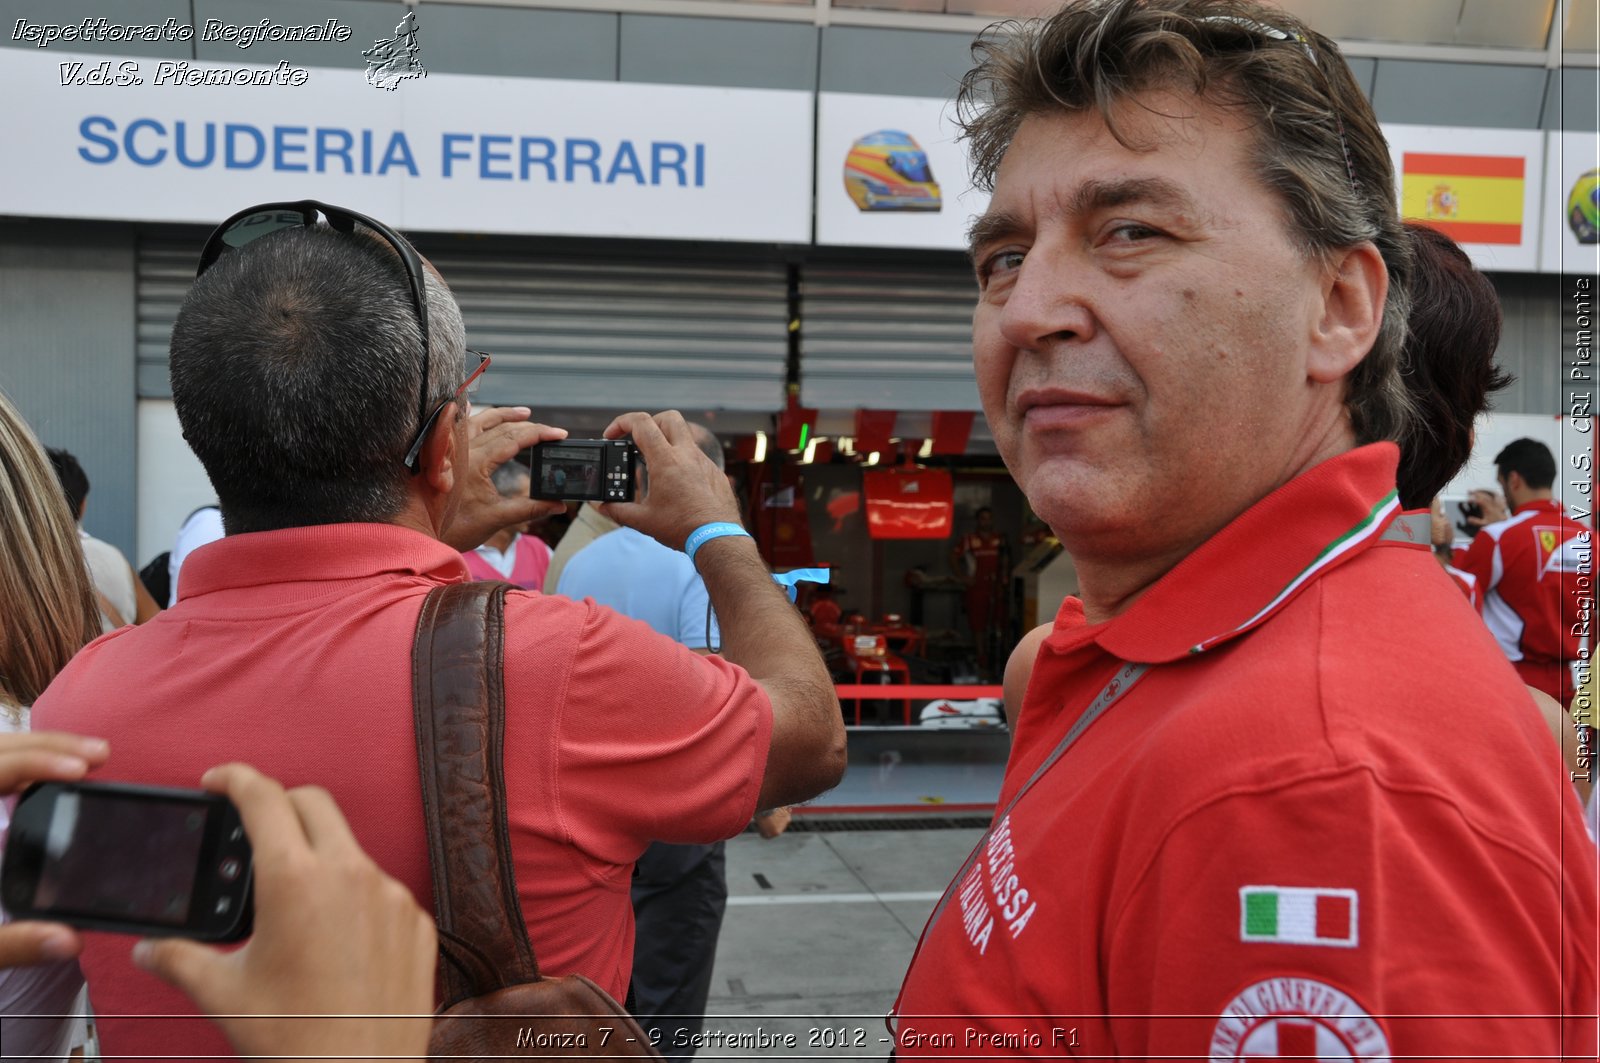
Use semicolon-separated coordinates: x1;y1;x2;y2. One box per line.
491;460;531;497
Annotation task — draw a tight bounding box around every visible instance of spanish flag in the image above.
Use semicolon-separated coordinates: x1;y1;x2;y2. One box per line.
1401;152;1526;245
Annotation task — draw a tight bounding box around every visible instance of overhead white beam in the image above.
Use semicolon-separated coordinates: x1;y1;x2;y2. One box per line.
417;0;1585;67
1331;39;1550;65
418;0;817;25
1551;0;1600;66
1549;0;1574;67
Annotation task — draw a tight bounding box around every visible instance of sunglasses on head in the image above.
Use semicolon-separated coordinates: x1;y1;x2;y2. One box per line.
196;199;488;473
1196;16;1359;195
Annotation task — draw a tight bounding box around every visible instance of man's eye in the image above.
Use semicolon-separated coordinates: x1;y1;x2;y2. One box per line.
1106;223;1161;243
979;250;1025;279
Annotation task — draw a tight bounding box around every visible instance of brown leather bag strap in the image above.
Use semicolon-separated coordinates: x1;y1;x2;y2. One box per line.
411;581;541;1007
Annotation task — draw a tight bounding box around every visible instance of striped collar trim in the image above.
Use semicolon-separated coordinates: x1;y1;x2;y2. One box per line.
1081;444;1405;664
1189;491;1399;654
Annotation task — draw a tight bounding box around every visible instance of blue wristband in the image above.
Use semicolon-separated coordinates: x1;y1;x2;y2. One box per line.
685;522;752;563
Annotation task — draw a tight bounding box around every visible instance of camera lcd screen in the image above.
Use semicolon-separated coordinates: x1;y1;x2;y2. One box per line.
538;445;604;499
31;792;207;924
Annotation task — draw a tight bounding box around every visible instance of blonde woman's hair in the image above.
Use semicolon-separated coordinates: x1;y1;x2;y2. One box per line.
0;388;100;711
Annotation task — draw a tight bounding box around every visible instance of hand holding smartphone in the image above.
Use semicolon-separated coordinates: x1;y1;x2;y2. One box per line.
2;780;253;941
0;746;435;1060
0;730;109;968
131;765;437;1061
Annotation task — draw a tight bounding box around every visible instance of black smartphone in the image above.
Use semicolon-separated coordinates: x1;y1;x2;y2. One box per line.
1;781;253;941
1456;500;1483;537
528;439;639;502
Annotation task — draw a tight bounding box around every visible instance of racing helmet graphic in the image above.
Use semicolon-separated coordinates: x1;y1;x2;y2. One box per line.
844;130;942;213
1569;168;1600;245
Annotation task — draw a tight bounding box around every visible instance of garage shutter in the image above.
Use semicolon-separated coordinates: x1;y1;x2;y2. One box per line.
137;232;790;412
135;236;201;397
800;260;980;412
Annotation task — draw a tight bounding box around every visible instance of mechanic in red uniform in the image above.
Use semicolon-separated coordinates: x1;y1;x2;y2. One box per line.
1454;438;1593;704
951;507;1007;673
891;2;1597;1060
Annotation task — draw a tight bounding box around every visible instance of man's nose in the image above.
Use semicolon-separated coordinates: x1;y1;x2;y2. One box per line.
996;251;1096;352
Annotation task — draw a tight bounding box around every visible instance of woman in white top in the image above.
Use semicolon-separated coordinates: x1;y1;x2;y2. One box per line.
0;391;104;1059
45;447;161;631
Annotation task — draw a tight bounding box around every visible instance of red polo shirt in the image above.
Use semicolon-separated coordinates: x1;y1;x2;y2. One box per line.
33;524;771;1057
893;445;1597;1061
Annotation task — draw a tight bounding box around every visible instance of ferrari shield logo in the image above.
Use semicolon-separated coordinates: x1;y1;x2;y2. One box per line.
1534;525;1586;577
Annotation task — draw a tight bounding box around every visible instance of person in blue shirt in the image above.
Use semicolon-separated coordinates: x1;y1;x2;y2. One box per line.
556;422;788;1059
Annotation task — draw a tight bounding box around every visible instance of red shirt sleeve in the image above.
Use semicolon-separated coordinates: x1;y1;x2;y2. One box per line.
1452;529;1496;589
1104;771;1595;1061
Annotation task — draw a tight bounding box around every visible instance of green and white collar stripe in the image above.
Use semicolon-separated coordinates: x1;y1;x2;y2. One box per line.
1191;490;1400;655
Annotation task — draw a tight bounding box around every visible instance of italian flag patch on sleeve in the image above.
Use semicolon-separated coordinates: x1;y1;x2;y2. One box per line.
1239;886;1358;947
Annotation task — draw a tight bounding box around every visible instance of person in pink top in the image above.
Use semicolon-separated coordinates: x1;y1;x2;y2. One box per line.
33;201;845;1057
459;459;552;589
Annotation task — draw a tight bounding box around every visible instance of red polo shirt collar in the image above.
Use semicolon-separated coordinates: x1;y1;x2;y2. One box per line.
1048;443;1403;664
179;522;469;605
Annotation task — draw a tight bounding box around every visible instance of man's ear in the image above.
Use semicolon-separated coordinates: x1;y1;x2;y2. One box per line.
1307;241;1387;385
419;403;462;494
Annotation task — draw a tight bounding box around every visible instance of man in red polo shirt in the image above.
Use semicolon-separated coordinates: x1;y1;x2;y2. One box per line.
1454;438;1593;704
891;2;1597;1060
33;204;846;1056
